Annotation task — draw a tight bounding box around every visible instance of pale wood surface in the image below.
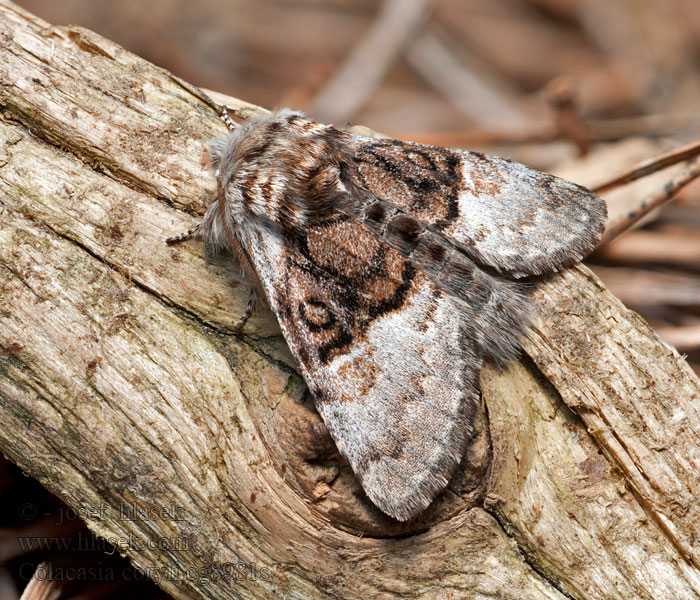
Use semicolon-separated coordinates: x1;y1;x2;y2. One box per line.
1;2;699;598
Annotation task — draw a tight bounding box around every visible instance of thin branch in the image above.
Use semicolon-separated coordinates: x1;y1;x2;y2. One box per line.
406;29;530;128
592;139;700;194
310;0;434;123
591;266;700;307
388;112;696;148
544;75;589;155
19;564;60;600
597;156;700;246
655;322;700;353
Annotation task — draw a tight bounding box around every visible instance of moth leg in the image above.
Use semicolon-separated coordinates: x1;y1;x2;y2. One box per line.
225;233;268;334
165;223;202;245
229;236;265;333
232;288;263;333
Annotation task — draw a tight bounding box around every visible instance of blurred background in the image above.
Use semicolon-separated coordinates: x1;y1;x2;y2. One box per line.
18;0;700;146
5;1;700;598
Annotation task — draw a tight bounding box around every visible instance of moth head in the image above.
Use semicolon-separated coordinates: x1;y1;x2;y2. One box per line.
205;109;355;233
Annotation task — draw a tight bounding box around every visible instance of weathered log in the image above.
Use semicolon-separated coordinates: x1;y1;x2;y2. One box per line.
1;2;699;598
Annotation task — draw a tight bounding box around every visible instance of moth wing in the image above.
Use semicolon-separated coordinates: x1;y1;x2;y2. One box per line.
353;138;607;277
242;217;480;521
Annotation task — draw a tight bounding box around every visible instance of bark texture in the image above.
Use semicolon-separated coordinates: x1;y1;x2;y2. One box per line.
1;2;699;598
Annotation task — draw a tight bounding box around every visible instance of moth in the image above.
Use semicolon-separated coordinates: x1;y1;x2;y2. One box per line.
168;104;607;521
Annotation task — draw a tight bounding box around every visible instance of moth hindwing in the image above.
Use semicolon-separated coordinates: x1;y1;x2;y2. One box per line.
182;108;606;521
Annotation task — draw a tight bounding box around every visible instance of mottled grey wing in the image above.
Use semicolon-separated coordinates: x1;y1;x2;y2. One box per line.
353;138;607;278
241;216;481;521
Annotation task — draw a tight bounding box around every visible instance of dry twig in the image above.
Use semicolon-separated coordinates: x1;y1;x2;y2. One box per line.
593;139;700;194
18;564;60;600
389;112;696;148
406;28;530;128
310;0;433;123
598;156;700;245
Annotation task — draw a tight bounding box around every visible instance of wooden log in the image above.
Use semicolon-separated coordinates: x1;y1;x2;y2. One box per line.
1;2;699;598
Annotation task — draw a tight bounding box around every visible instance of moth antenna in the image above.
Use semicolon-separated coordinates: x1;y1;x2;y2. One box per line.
168;73;238;131
220;106;237;131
